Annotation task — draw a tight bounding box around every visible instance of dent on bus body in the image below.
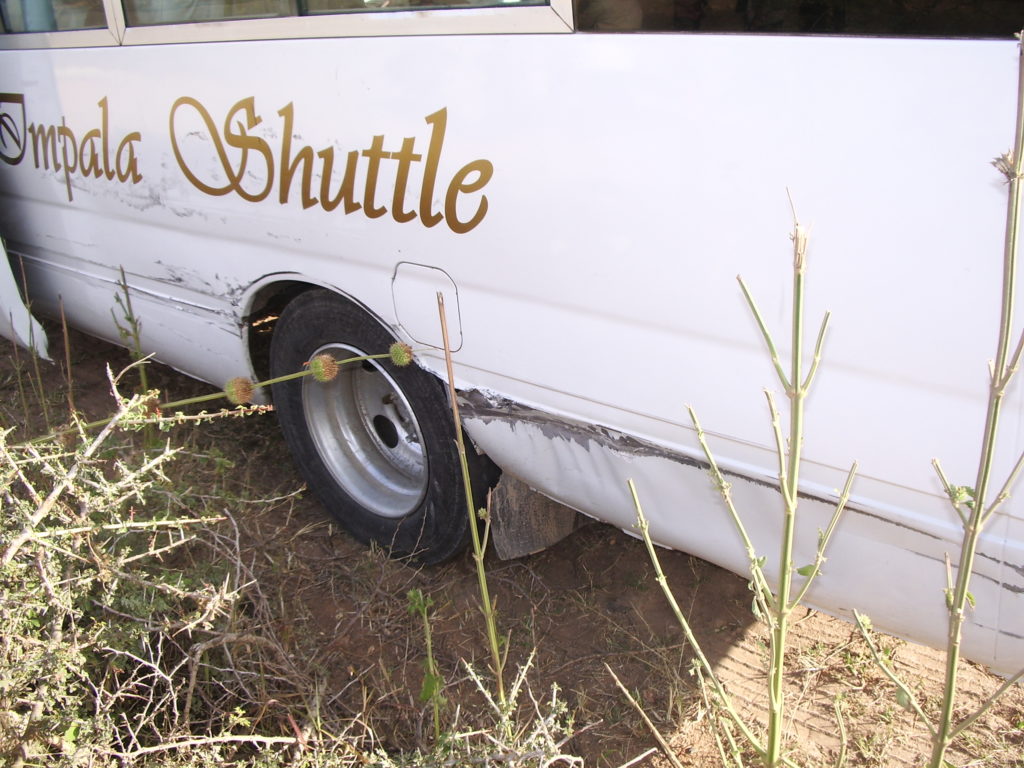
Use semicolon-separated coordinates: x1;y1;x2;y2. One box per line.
457;388;1024;677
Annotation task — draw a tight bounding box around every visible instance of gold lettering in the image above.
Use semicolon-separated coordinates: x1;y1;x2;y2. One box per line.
8;95;491;231
27;122;60;171
171;96;234;196
390;136;420;224
168;98;490;232
445;160;493;235
361;135;389;219
79;129;102;179
116;132;142;184
171;96;273;201
318;147;361;214
223;98;274;203
58;121;77;201
10;95;140;203
98;97;114;181
278;102;318;209
0;93;27;165
419;108;446;228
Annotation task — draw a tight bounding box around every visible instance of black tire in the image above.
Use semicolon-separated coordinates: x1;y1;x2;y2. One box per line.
269;289;487;564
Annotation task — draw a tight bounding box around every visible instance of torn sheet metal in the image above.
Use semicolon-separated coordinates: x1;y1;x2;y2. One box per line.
461;389;1024;677
0;240;48;359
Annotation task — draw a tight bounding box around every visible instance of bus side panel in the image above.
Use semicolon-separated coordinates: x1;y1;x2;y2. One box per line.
1;33;1021;671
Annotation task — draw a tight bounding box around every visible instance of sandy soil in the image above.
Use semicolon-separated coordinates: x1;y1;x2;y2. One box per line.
7;327;1023;767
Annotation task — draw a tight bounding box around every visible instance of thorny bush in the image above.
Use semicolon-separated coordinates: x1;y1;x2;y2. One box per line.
1;385;251;766
0;367;579;768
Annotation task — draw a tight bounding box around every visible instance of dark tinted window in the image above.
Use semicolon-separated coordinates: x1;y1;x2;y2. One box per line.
575;0;1022;38
1;0;106;32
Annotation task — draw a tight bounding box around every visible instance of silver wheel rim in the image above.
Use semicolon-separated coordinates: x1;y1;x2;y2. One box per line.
303;343;427;518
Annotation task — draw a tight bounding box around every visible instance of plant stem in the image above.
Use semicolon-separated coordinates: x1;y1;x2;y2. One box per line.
790;461;857;608
159;353;392;410
60;299;76;416
606;663;685;768
688;406;775;614
762;220;810;768
930;39;1024;767
436;291;506;709
25;352;391;446
854;612;937;735
629;480;766;760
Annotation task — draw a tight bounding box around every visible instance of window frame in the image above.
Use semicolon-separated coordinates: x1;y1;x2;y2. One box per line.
0;0;572;48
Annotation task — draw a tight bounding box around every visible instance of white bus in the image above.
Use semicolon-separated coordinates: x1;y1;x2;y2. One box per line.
2;0;1023;677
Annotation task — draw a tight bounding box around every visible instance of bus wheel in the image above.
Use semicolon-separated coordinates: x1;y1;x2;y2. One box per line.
269;289;482;564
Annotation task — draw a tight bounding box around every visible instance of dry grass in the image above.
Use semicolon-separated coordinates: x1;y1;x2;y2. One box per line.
2;326;1023;767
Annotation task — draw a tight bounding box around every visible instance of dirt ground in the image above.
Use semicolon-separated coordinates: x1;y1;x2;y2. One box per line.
6;326;1024;767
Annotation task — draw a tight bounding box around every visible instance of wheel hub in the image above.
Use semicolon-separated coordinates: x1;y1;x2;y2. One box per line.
302;343;428;518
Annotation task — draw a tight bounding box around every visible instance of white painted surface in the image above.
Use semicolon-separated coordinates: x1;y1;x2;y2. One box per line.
1;29;1022;673
0;239;49;358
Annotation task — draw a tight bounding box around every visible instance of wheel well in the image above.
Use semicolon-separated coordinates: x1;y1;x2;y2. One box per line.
244;281;315;383
244;280;392;384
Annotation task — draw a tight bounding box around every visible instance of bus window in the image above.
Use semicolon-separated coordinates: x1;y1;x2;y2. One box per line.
575;0;642;31
122;0;548;25
302;0;547;13
574;0;1022;38
123;0;293;25
0;0;105;32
